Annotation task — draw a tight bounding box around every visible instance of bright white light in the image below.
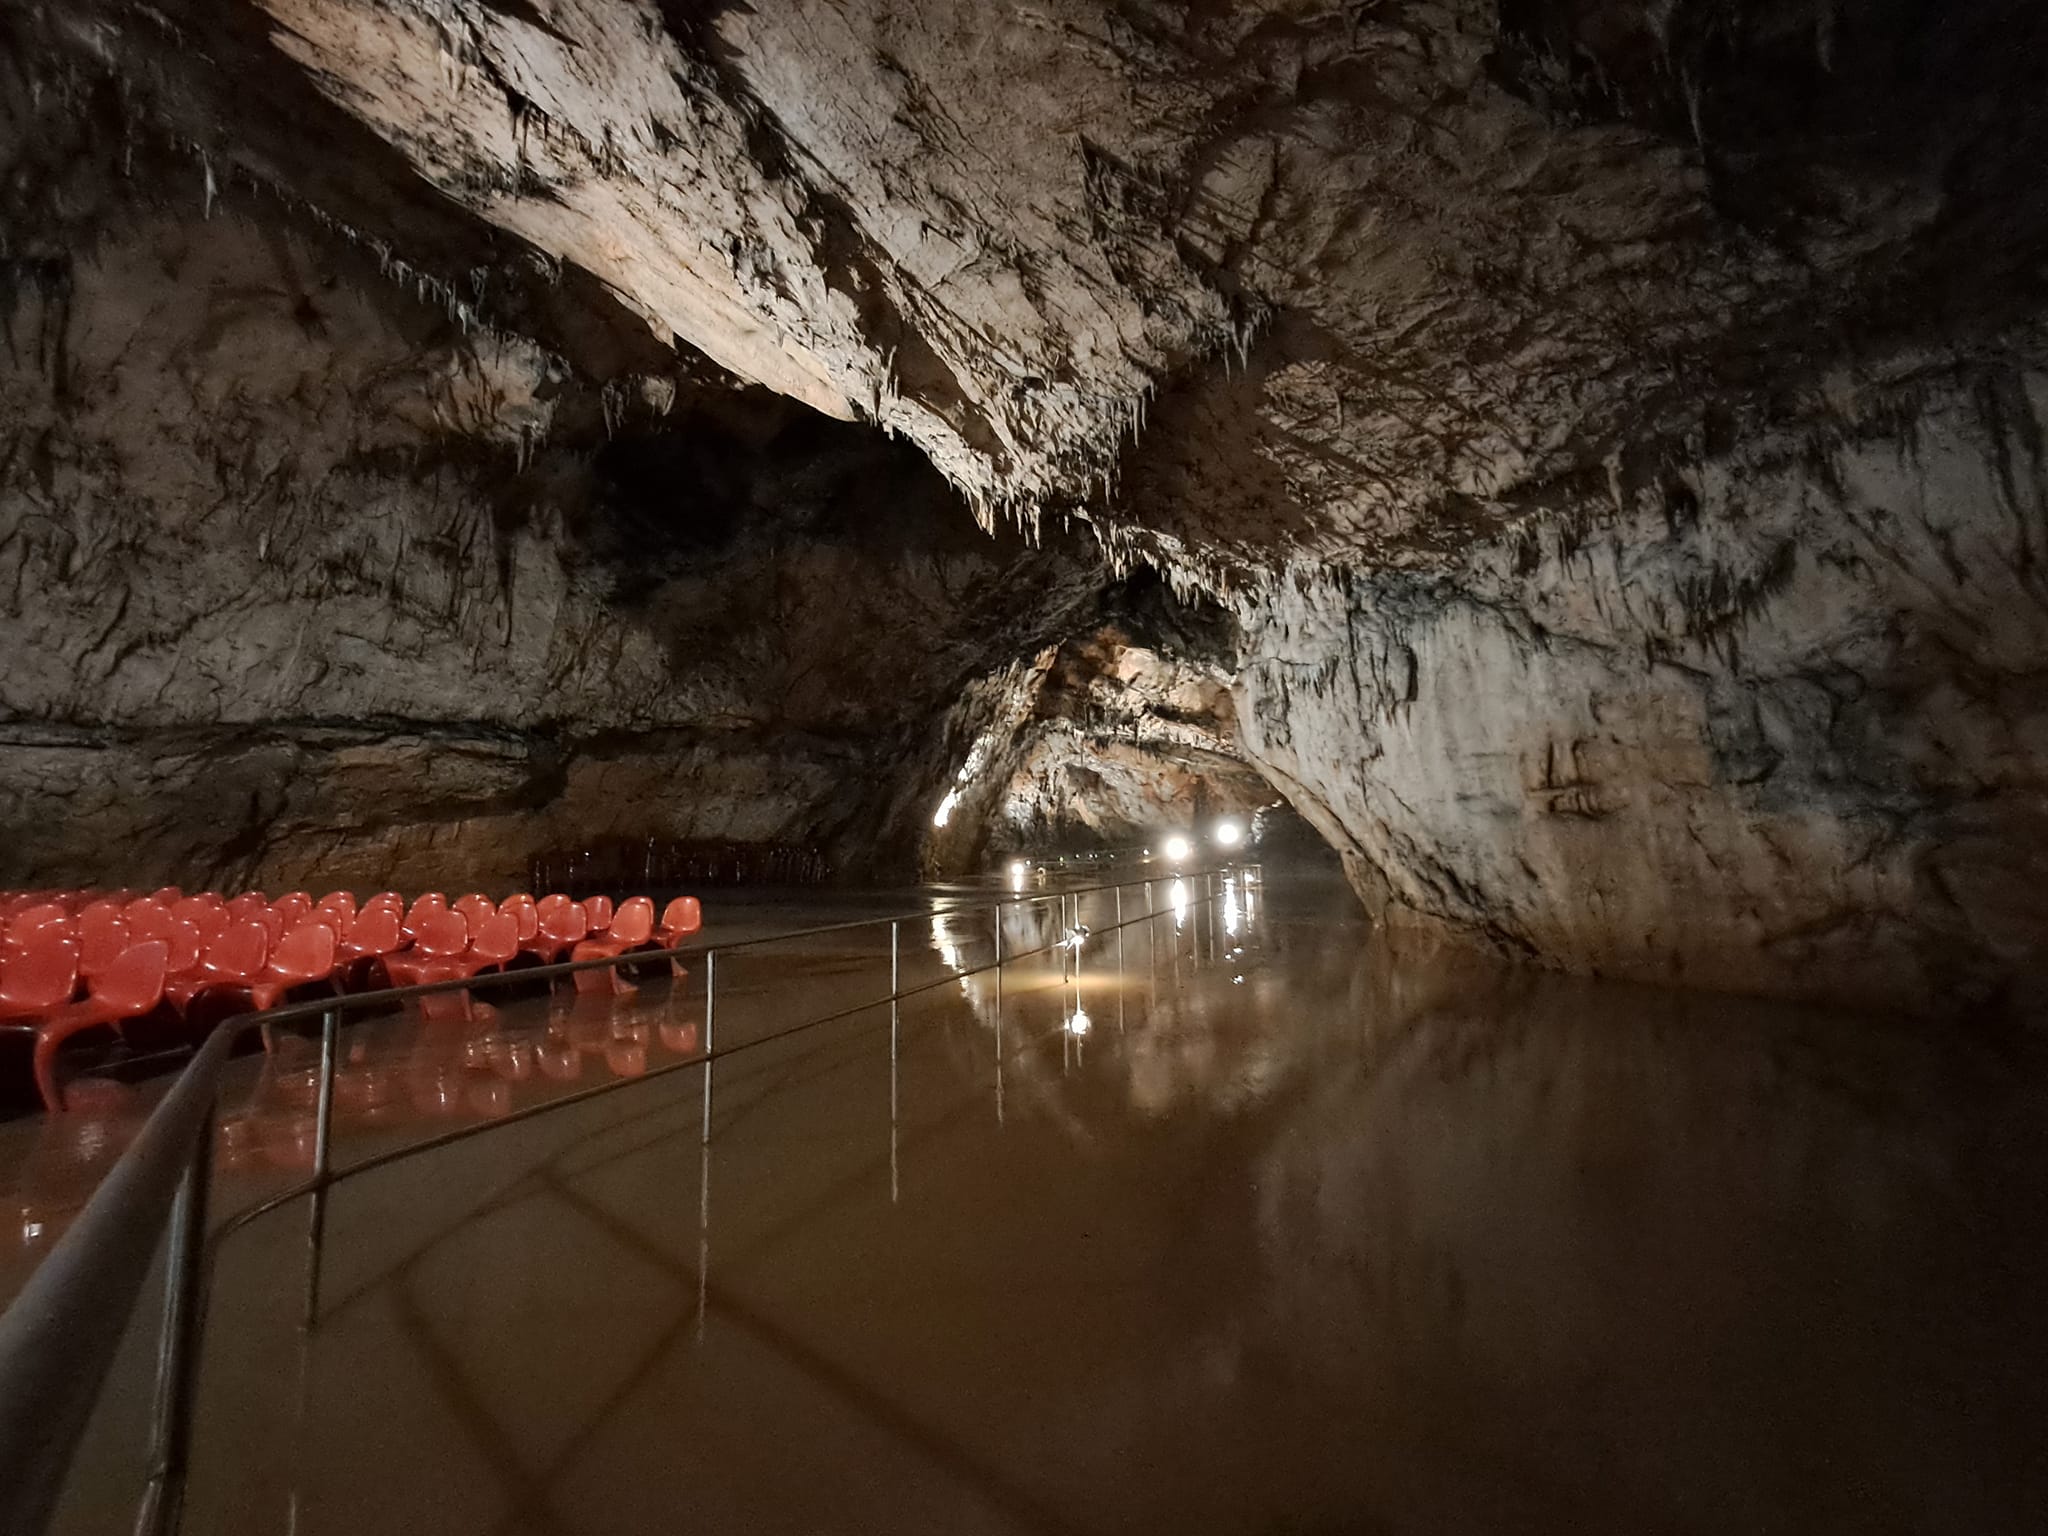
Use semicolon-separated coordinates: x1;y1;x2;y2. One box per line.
932;789;961;828
1214;819;1243;848
1222;880;1241;936
1170;878;1189;928
1164;834;1192;862
1066;1007;1092;1038
1009;859;1028;891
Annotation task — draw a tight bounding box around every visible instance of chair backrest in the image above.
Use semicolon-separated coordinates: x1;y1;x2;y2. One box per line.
163;920;204;976
5;902;69;948
206;922;271;982
124;902;175;943
658;896;702;937
582;895;615;933
171;895;227;936
366;891;403;912
273;892;314;928
317;891;358;920
0;931;79;1010
536;893;574;918
538;903;587;945
91;940;170;1016
502;897;539;941
78;906;129;975
343;905;404;959
147;887;183;905
453;894;497;929
412;911;470;959
610;897;655;945
269;921;339;984
227;892;268;920
402;895;447;938
469;912;520;966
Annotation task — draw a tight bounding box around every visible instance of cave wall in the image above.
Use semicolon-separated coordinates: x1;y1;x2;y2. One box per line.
0;126;1101;892
1239;362;2048;1012
9;2;2048;1010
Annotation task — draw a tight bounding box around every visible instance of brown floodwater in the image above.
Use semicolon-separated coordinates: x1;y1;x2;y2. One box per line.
26;867;2048;1534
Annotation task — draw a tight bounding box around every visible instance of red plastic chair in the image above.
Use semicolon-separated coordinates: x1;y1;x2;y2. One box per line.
384;912;471;989
245;922;338;1012
0;931;80;1021
147;887;183;905
166;922;270;1015
571;897;656;994
655;897;703;978
395;912;519;1020
33;941;171;1110
525;901;587;965
500;895;538;943
334;905;404;989
582;895;615;935
402;894;447;941
316;891;358;923
656;897;702;943
227;892;268;923
272;892;314;930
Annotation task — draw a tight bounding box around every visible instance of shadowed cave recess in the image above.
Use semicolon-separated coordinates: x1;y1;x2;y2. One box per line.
4;0;2046;1018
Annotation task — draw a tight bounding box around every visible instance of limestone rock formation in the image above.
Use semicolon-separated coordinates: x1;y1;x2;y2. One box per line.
6;1;2047;1013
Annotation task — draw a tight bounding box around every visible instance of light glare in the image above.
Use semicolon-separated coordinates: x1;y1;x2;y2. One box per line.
1164;834;1192;861
1214;819;1243;847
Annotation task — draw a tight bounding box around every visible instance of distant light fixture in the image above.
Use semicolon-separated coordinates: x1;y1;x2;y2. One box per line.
933;789;962;828
1066;1007;1092;1038
1164;834;1192;862
1214;819;1243;848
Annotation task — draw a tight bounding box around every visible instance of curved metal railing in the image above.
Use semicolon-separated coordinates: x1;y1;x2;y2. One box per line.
0;862;1254;1536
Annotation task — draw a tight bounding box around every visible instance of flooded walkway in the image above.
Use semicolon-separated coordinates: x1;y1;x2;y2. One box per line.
38;868;2048;1534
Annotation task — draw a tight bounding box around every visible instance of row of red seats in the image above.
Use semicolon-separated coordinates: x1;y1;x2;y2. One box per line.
0;888;704;1112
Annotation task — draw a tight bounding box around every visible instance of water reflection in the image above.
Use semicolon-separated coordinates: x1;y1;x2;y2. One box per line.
34;871;2048;1535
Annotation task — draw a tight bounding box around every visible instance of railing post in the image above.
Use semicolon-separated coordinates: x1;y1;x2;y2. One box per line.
134;1105;215;1536
890;920;900;1203
992;902;1004;1124
700;950;716;1146
301;1006;339;1331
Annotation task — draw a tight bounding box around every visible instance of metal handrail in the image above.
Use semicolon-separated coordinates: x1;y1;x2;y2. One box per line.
0;861;1249;1536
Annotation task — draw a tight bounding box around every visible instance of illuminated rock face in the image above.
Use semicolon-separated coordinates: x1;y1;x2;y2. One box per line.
7;2;2048;1010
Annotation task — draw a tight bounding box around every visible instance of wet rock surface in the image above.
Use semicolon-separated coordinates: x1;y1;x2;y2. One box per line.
6;2;2048;1009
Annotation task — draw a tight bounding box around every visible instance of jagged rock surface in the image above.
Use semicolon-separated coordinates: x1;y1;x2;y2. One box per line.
8;1;2048;1011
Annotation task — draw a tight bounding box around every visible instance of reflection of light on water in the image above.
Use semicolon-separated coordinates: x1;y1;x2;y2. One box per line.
931;913;962;972
1170;879;1189;928
1066;1007;1092;1038
1222;877;1241;936
1009;860;1028;891
932;788;961;828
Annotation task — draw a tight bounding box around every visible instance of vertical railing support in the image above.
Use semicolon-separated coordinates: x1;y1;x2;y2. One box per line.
300;1007;339;1331
889;919;901;1204
134;1106;215;1536
700;950;717;1146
